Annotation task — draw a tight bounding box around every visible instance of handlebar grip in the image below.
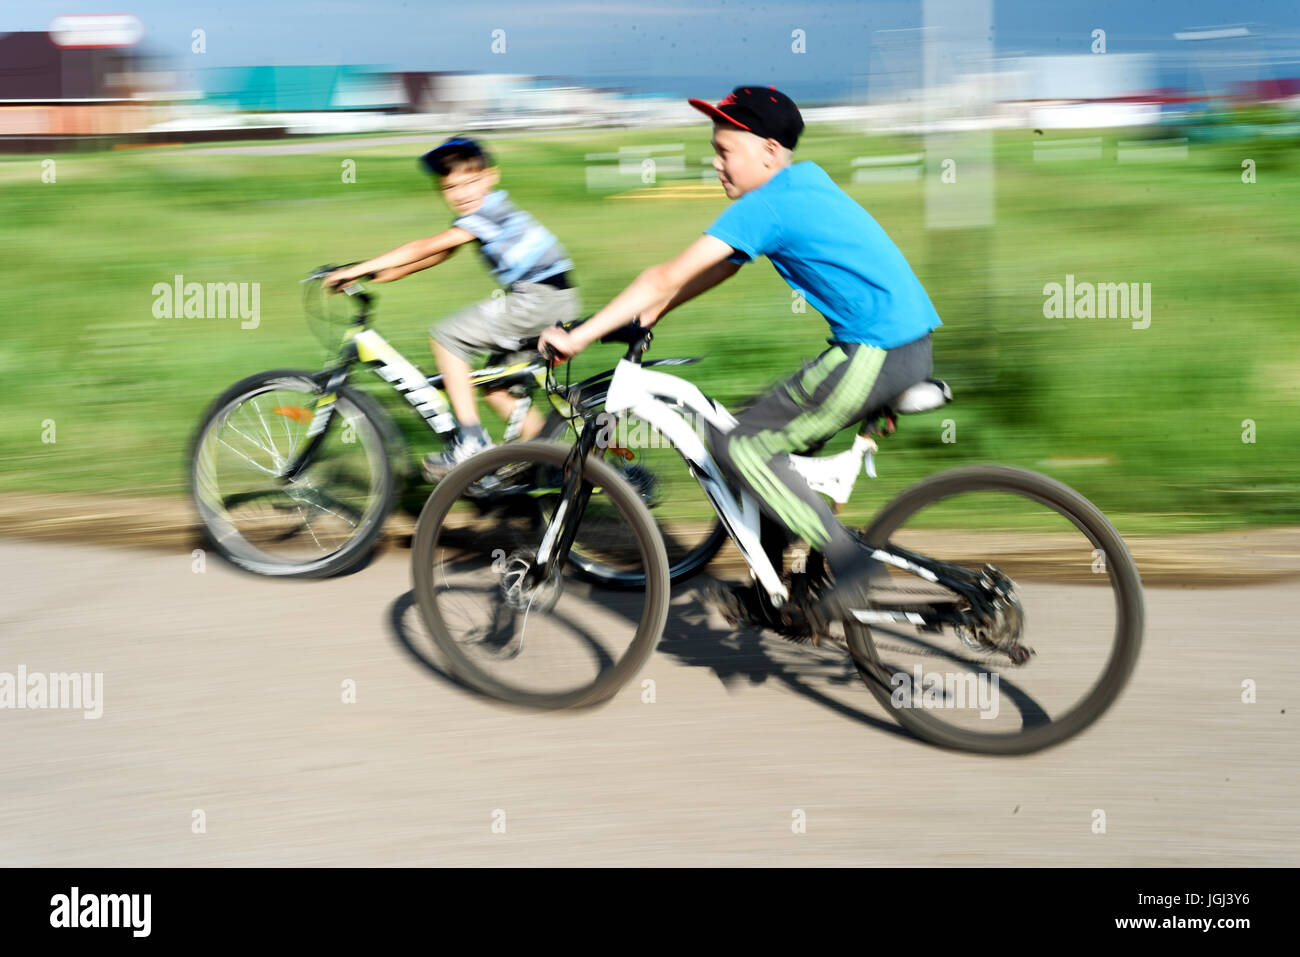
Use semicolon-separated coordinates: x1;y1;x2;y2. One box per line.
304;263;376;284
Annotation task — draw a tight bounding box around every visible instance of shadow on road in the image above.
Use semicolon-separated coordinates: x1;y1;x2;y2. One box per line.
386;590;483;699
657;585;914;742
385;576;916;745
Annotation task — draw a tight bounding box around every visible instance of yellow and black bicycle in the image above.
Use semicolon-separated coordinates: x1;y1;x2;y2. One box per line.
188;266;725;580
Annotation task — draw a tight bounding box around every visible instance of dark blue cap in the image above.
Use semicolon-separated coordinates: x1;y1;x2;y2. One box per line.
419;136;493;176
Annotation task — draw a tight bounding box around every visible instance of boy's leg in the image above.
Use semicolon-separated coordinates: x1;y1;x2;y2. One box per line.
423;303;501;478
425;284;579;477
482;388;547;439
430;340;481;427
476;280;578;443
430;297;504;435
480;276;577;442
712;335;933;581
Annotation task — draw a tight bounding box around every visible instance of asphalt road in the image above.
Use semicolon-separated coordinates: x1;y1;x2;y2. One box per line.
1;537;1295;866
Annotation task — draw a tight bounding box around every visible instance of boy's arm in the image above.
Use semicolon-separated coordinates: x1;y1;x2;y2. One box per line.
327;227;475;286
640;257;741;324
371;245;459;282
541;235;738;360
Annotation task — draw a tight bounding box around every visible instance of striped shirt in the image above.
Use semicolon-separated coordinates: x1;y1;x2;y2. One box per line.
453;190;573;286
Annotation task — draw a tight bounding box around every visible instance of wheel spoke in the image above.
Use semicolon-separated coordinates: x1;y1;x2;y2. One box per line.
223;418;282;470
252;401;285;470
217;436;279;476
292;500;326;551
287;487;362;528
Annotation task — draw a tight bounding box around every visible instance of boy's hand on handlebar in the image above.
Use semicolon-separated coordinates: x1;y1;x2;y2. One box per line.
323;267;362;293
538;325;583;366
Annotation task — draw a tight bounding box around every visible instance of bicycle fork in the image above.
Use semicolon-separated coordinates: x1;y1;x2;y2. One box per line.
527;415;602;590
277;366;350;483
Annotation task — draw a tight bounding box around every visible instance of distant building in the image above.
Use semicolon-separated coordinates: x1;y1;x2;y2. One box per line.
0;30;152;137
199;65;405;112
0;30;138;99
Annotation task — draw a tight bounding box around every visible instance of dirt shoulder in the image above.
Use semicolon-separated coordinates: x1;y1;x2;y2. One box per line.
2;491;1297;586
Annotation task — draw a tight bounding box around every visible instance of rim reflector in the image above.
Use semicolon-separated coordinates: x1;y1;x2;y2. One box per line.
273;406;312;423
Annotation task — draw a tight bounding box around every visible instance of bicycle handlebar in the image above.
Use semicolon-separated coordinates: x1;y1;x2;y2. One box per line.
598;318;651;345
302;263;376;291
518;315;649;359
301;265;376;340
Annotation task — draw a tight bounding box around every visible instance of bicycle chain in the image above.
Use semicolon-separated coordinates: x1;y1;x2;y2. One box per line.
749;559;1011;661
783;631;989;660
775;579;1003;661
866;639;999;660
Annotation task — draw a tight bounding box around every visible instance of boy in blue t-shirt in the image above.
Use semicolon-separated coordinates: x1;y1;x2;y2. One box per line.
540;86;942;626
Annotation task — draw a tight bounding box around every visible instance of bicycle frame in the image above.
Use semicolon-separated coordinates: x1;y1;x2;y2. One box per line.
600;357;986;624
350;325;573;435
601;357;804;602
280;321;576;482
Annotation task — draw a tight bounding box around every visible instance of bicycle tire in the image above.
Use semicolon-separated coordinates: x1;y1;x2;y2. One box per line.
411;439;670;709
189;368;401;578
847;465;1145;755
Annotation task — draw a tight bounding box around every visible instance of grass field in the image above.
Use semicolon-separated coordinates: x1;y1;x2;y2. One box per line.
2;122;1297;535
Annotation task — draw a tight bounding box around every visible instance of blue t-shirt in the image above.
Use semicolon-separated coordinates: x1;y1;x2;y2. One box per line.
704;161;942;349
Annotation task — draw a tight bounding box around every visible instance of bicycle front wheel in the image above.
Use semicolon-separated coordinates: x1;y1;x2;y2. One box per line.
845;465;1144;755
411;440;670;709
190;369;397;578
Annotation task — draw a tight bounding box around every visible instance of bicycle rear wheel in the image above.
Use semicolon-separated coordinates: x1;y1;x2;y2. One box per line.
411;440;670;709
845;465;1144;755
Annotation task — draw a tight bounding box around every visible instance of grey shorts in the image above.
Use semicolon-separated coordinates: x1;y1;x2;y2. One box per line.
431;281;582;364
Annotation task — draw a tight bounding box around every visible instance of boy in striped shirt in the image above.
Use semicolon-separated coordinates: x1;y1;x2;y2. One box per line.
327;136;581;477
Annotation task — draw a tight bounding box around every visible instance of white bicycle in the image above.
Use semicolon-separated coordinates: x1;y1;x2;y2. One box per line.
410;322;1144;754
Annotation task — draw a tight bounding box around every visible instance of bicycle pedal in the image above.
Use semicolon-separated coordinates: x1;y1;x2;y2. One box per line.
463;474;502;498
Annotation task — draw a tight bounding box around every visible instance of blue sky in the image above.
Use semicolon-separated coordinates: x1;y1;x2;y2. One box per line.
9;0;1298;100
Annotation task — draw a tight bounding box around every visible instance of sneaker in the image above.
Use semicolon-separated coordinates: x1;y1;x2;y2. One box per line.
422;430;494;481
693;578;762;630
814;556;889;627
695;577;828;644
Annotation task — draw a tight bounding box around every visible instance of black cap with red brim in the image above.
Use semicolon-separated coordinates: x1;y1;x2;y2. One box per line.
688;85;804;149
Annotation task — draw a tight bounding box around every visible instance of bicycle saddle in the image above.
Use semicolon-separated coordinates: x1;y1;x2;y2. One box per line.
889;378;952;414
